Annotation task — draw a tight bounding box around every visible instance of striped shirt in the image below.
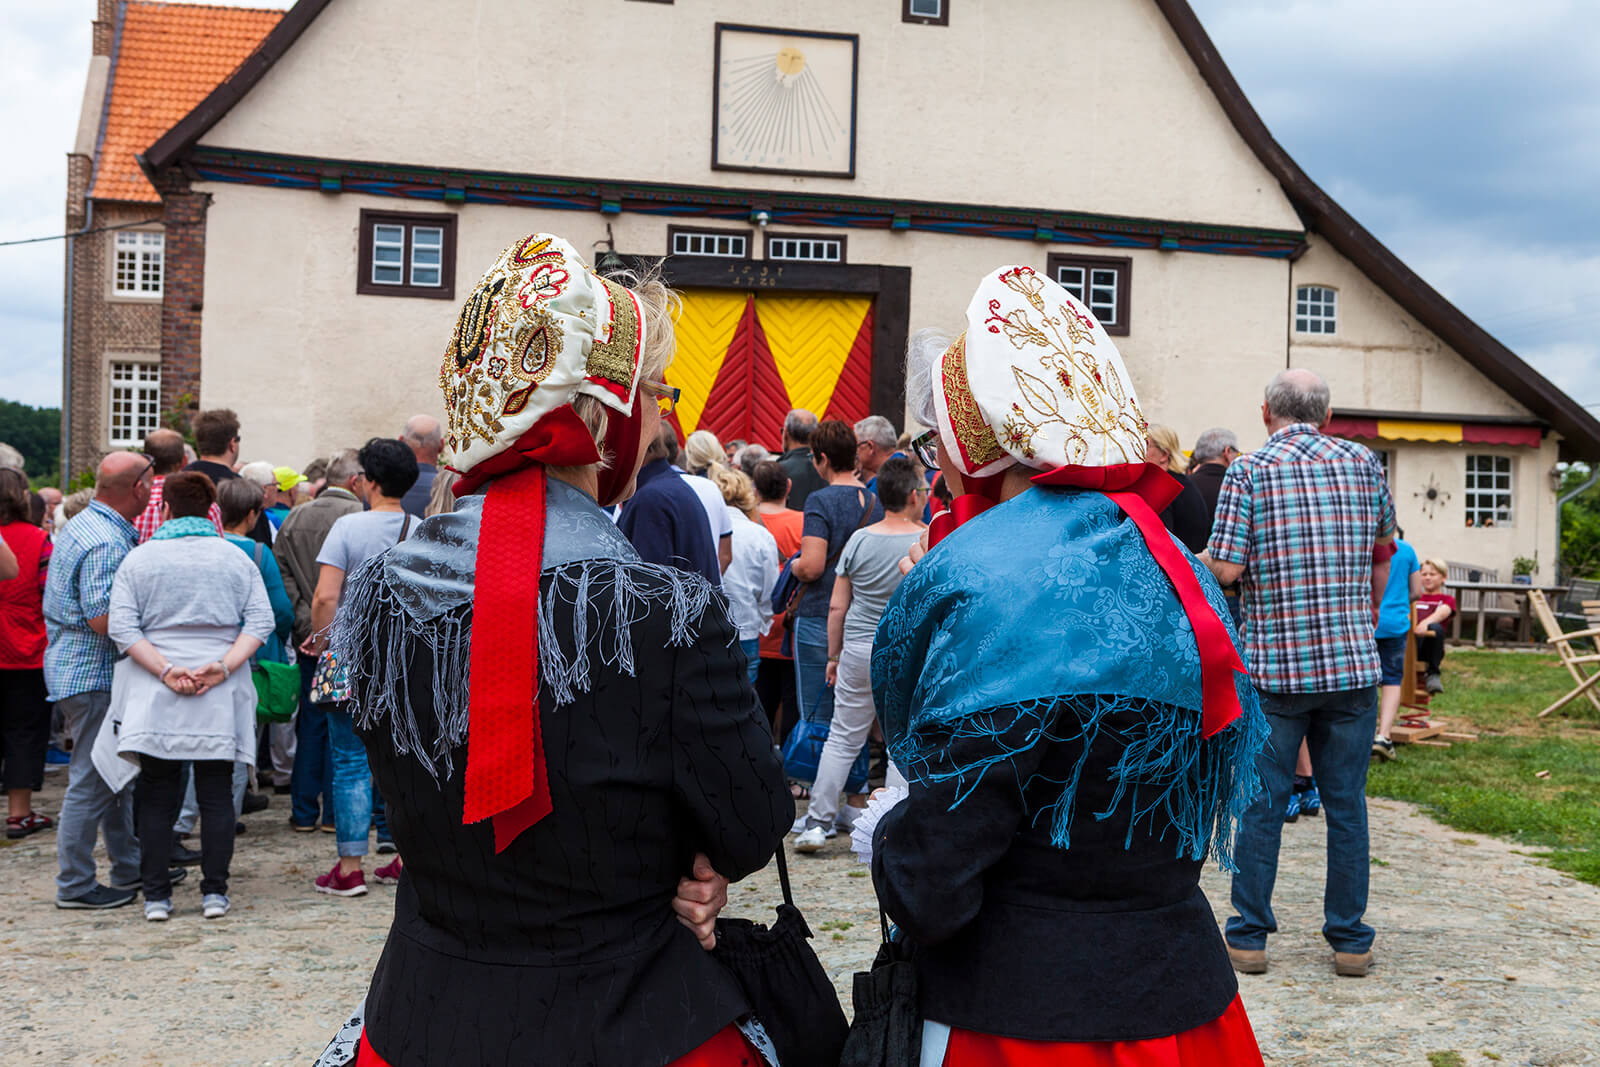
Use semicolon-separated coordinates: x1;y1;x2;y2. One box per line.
43;500;138;701
1208;424;1396;693
133;475;224;544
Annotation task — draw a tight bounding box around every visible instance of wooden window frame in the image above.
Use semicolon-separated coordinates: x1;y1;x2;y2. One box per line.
107;360;161;448
765;232;847;263
1295;284;1338;335
1046;253;1131;336
667;225;753;260
112;230;164;299
902;0;949;25
1464;453;1514;529
356;209;457;300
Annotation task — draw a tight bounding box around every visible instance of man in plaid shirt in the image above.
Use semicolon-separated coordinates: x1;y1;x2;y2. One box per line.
133;430;223;543
1203;369;1395;979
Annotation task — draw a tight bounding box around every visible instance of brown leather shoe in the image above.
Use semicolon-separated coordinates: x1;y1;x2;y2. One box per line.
1334;950;1373;977
1227;945;1267;974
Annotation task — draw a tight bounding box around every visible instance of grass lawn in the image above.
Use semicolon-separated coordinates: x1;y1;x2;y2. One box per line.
1366;648;1600;886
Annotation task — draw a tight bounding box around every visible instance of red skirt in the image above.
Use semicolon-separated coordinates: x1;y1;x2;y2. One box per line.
355;1022;759;1067
943;995;1262;1066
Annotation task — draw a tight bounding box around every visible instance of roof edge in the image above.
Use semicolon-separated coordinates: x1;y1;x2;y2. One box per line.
1155;0;1600;460
140;0;333;174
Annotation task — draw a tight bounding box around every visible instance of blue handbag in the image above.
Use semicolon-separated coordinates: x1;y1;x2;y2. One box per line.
781;688;872;792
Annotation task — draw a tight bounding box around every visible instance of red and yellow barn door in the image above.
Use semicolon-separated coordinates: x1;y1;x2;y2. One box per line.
667;289;874;447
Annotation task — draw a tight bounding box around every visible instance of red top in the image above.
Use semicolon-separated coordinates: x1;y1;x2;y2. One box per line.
1416;592;1458;622
757;507;805;660
0;522;52;669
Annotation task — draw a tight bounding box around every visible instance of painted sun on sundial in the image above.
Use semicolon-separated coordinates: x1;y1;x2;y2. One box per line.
712;25;859;178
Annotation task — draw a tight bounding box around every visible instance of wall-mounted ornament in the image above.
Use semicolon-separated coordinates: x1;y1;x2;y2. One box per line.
1415;473;1451;520
712;23;859;178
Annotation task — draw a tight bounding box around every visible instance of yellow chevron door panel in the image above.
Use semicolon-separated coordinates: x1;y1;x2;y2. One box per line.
756;294;872;420
669;289;748;435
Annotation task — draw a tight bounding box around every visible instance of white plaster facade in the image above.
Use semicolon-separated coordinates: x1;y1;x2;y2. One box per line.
171;0;1572;579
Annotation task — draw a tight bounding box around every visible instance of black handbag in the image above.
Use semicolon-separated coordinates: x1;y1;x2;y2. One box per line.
838;913;921;1067
712;844;848;1067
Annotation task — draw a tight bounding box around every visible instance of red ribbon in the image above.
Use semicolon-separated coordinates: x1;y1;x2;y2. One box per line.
928;460;1245;739
927;472;1010;549
454;401;637;852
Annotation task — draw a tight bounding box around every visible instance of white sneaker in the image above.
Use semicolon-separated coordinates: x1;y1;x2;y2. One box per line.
202;894;230;919
144;899;172;922
794;826;833;853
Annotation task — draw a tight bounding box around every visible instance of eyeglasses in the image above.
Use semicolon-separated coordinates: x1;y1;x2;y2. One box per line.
910;429;940;469
640;379;680;416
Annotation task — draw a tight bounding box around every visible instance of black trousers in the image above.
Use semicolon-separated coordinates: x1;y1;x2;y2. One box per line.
138;756;233;899
1418;623;1447;674
756;656;798;748
0;668;50;792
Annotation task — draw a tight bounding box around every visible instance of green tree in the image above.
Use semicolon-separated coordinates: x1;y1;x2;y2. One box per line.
0;399;60;480
1558;464;1600;579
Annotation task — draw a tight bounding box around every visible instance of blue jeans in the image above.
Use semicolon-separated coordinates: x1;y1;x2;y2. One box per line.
325;704;371;859
793;616;835;726
1227;686;1379;954
290;652;333;828
739;639;761;688
54;691;140;899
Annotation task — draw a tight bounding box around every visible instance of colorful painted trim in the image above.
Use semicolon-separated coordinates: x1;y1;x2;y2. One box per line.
184;147;1307;260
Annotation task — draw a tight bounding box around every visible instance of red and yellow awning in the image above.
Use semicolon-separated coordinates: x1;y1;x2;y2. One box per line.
1326;415;1543;449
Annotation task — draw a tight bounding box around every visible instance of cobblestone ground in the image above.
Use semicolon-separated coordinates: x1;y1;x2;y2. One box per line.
2;770;1597;1065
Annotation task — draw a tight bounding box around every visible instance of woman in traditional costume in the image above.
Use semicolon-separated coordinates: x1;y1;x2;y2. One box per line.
864;267;1269;1064
324;235;790;1067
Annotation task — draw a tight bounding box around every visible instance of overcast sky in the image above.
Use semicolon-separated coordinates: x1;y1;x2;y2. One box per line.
1;1;1595;411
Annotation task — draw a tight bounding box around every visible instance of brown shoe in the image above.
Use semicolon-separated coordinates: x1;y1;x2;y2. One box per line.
1227;945;1267;974
1334;950;1373;977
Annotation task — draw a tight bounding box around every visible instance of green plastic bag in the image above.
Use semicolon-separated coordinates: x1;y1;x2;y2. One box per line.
251;660;301;723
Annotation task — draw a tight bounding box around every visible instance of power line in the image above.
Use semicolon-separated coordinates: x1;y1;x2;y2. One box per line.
0;217;164;249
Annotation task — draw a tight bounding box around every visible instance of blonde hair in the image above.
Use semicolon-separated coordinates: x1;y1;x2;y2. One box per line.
426;468;461;517
62;488;95;521
1420;557;1448;576
708;464;759;519
684;430;726;476
1146;424;1186;474
549;266;681;481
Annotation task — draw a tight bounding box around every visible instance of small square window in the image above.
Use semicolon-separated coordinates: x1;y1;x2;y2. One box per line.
1295;285;1337;335
357;211;457;299
903;0;948;24
1047;254;1131;336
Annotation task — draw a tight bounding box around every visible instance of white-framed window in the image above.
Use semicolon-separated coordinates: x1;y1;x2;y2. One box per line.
1465;454;1513;528
113;231;164;296
108;362;161;447
903;0;948;23
1048;254;1130;335
670;229;748;258
357;210;456;299
1295;285;1337;334
1374;447;1392;485
766;235;844;263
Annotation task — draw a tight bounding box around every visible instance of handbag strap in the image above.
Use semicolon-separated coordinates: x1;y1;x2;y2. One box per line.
398;513;413;543
793;488;877;611
774;834;796;909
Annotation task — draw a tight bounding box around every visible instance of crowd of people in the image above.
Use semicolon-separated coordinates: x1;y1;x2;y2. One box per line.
0;229;1464;1066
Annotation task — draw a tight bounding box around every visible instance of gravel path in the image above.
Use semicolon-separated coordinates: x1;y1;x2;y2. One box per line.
2;772;1597;1065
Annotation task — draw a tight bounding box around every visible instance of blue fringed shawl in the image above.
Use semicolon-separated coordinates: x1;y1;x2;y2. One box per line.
871;487;1267;868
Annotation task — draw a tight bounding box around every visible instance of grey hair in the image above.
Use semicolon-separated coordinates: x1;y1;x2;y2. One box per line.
854;414;897;452
0;442;23;472
238;460;276;487
402;415;443;451
1264;369;1331;426
324;449;362;486
734;443;770;478
905;328;951;431
1191;427;1239;463
783;409;818;445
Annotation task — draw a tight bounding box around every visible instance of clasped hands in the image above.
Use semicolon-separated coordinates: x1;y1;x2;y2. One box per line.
159;661;229;696
673;852;730;951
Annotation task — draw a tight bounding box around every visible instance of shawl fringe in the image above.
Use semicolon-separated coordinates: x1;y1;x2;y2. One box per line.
329;555;721;784
893;693;1267;870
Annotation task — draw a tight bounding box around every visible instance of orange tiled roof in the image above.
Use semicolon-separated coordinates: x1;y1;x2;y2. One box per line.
89;2;283;203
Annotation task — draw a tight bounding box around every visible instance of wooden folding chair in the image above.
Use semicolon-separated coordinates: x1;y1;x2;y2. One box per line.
1526;590;1600;718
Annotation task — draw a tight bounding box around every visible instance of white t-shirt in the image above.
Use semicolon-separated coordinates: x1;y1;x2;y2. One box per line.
722;508;779;641
680;472;734;545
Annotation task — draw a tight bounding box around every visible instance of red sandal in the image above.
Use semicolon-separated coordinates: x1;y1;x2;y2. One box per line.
6;811;55;839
